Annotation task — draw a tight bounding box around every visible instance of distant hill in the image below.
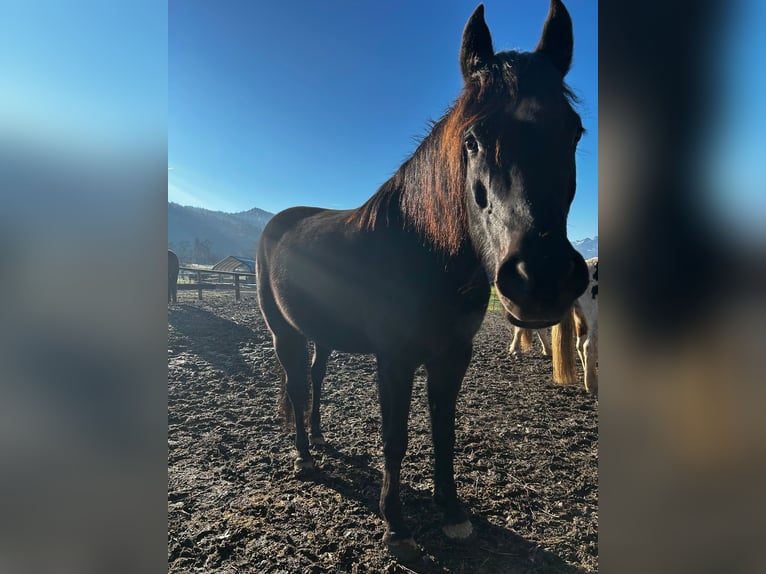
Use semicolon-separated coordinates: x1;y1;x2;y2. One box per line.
169;201;597;265
572;236;598;260
168;202;273;264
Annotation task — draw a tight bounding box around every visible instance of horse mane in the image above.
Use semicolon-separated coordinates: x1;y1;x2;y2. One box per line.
348;57;520;255
347;51;578;255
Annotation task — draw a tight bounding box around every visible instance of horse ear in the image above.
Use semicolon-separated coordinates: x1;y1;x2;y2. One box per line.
460;4;495;81
535;0;573;76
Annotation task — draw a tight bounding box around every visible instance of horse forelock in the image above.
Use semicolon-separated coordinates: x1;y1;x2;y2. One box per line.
419;58;526;252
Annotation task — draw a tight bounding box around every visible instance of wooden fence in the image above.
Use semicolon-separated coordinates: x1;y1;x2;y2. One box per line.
176;266;256;302
174;265;504;311
487;291;503;312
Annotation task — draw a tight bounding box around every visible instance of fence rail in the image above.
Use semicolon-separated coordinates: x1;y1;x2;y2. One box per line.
176;266;256;302
173;265;504;310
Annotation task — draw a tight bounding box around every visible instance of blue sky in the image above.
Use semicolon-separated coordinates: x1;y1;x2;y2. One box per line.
0;1;166;151
169;0;599;240
707;0;766;239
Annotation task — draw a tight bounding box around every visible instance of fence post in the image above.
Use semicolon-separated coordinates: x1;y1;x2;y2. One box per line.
197;270;202;300
234;274;241;301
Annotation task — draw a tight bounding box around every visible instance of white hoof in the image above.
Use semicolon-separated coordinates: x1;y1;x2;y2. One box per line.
294;457;315;472
442;520;473;540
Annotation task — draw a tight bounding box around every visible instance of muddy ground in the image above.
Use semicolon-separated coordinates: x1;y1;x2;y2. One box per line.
168;290;598;573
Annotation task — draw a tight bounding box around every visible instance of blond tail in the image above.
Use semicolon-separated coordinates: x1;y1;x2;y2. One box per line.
552;308;577;385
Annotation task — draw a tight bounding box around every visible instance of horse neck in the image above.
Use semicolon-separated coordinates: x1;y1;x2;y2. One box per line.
348;114;474;265
395;120;470;248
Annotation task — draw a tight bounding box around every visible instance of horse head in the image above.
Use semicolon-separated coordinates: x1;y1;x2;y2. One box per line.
457;1;588;327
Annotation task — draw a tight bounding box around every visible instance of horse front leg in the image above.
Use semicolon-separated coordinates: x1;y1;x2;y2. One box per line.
309;344;330;446
425;342;473;540
376;355;419;561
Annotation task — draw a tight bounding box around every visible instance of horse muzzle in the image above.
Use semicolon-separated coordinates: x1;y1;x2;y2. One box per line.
494;246;588;326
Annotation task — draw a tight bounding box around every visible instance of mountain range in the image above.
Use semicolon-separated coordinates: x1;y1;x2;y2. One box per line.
572;236;598;260
168;202;273;264
168;202;597;264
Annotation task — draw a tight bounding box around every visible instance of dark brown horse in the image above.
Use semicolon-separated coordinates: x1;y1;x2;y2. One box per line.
168;249;179;304
257;0;587;559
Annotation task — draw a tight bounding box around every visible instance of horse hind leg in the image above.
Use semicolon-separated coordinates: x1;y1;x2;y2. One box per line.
273;329;315;473
508;327;533;357
309;343;330;446
576;334;586;377
519;328;534;354
508;325;521;355
539;329;552;356
584;332;598;394
573;303;591;391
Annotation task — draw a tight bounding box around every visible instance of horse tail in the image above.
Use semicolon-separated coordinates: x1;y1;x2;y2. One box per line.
257;234;313;433
275;354;314;432
552;307;577;385
519;328;534;353
276;343;313;433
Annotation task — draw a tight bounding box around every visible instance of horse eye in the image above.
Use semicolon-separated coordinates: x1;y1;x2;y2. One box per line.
464;134;479;155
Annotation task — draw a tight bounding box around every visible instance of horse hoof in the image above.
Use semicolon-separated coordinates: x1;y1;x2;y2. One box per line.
442;519;473;540
383;535;421;562
309;434;326;447
293;456;315;474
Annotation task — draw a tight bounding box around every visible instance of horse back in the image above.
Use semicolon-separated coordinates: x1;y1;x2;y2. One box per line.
256;207;489;356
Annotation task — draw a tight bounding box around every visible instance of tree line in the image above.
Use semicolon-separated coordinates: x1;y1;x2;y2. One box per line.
169;238;217;265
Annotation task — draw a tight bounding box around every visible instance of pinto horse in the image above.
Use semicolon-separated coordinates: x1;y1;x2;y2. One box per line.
168;249;179;304
553;256;598;392
257;0;587;559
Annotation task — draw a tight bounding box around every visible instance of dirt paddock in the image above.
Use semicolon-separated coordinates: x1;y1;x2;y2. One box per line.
168;292;598;573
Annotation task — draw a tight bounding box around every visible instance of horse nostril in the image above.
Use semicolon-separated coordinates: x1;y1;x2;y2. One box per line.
496;257;532;299
516;260;529;281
